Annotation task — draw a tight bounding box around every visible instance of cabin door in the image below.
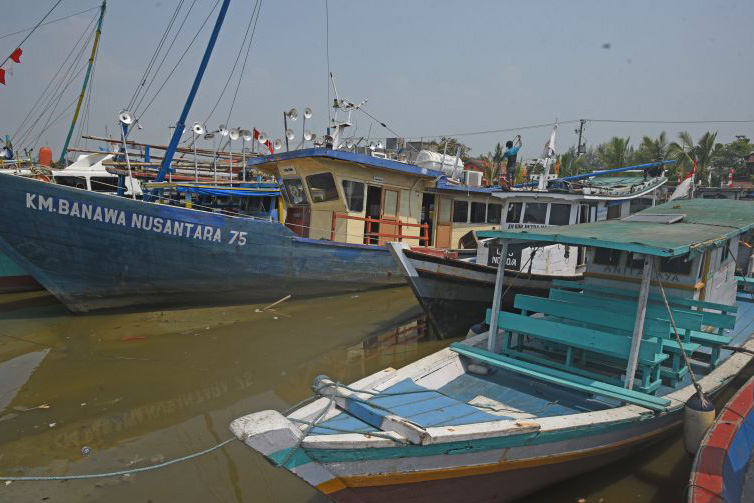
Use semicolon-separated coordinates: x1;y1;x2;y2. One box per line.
420;193;435;247
364;185;382;244
379;188;400;245
435;197;453;249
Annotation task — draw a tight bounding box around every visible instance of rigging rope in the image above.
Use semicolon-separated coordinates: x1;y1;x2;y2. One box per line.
127;0;187;111
0;0;65;67
221;0;263;130
135;0;220;121
132;0;199;117
203;0;261;127
0;6;100;40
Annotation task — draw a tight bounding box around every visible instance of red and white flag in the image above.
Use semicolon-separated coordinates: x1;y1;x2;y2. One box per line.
253;128;273;155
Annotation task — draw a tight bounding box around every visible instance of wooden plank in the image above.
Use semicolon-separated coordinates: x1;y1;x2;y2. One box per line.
450;343;670;411
514;295;670;339
549;289;704;332
488;311;665;366
551;279;738;314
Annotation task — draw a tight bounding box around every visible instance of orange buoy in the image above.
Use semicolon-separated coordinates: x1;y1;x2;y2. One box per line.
38;146;53;167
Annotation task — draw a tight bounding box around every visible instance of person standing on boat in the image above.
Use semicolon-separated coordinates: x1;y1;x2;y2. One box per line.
500;135;522;188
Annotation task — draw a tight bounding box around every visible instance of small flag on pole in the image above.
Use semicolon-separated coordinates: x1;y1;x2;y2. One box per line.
0;69;5;85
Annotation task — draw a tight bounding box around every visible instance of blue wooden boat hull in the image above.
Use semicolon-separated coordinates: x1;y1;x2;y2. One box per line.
0;251;41;293
0;173;403;312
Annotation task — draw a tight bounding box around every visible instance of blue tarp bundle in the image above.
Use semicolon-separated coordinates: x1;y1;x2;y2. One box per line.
175;186;280;197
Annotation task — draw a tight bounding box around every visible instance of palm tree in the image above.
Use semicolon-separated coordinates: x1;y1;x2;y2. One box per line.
635;132;669;162
668;131;717;184
557;148;584;177
596;136;632;168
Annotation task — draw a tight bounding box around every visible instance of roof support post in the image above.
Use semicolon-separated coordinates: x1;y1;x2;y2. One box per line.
487;239;509;352
625;254;654;389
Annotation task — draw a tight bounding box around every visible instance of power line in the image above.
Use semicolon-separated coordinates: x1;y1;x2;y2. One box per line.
1;0;65;67
0;6;100;40
588;118;754;125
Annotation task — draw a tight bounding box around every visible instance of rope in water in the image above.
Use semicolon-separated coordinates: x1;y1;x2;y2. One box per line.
0;437;236;482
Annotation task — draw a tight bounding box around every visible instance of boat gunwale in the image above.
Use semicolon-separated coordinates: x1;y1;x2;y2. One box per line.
284;330;754;450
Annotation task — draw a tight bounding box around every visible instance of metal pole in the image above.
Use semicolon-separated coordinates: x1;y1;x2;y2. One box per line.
242;138;246;181
120;125;135;200
193;131;198;182
576;119;585;157
59;0;106;167
153;0;232;188
487;239;509;352
625;254;654;390
283;112;289;152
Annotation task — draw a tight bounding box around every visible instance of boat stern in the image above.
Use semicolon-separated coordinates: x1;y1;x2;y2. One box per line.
229;410;346;496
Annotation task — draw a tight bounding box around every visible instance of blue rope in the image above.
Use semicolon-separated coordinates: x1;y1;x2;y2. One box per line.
0;437;236;481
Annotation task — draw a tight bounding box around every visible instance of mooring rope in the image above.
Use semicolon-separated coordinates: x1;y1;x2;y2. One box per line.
652;263;711;409
0;437;236;482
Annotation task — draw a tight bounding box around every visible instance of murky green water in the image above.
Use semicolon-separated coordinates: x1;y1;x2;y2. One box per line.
0;287;744;502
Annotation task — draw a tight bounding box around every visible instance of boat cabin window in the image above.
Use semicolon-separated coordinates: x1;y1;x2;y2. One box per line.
659;256;693;275
506;202;522;223
453;200;469;223
342;180;365;212
90;177;117;192
523;203;547;224
548;203;570;226
626;252;645;269
283;178;308;205
607;204;621;220
487;203;502;224
593;247;622;266
55;176;87;189
720;242;730;264
306;173;339;203
470;202;486;223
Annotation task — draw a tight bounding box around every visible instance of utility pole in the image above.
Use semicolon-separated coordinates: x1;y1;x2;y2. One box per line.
576;119;586;156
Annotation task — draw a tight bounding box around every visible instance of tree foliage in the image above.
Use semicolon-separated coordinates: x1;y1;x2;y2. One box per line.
436;137;471;159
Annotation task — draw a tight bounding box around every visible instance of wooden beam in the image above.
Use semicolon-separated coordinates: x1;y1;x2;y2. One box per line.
625;255;654;390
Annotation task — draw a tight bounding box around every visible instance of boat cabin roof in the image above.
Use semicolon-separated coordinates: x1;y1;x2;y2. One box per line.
478;199;754;257
246;147;442;179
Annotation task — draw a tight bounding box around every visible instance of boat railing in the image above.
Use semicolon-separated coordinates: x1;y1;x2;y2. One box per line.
330;212;429;245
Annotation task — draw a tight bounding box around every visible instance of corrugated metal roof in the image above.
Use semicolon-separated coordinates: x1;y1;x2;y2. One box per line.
478;199;754;257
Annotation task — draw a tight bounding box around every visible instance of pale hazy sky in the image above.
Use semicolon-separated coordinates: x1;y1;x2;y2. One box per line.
1;0;753;162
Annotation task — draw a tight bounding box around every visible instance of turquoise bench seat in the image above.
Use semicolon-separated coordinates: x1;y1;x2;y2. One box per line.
485;309;666;393
450;343;671;412
514;294;699;385
549;288;732;368
551;279;738;315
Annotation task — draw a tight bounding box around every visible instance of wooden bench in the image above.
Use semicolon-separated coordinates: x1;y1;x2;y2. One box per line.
552;279;738;315
549;288;733;368
450;342;671;412
514;295;699;385
485;309;667;393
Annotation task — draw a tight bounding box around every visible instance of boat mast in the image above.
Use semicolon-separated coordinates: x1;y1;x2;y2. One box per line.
151;0;232;193
58;0;106;168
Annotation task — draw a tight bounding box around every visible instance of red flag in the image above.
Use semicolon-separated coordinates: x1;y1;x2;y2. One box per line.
10;48;22;63
0;68;5;85
253;128;273;154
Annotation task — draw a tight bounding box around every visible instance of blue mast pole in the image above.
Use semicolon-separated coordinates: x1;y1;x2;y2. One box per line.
149;0;232;199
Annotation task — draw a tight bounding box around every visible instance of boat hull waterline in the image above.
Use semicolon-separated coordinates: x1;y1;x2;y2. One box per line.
0;173;403;312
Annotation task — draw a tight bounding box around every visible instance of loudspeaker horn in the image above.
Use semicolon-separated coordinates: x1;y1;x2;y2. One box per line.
219;124;229;136
286;108;298;121
192;122;206;135
118;110;134;125
304;130;313;141
241;129;252;141
257;131;268;144
304;107;313;119
285;129;295;141
229;128;241;141
273;139;283;150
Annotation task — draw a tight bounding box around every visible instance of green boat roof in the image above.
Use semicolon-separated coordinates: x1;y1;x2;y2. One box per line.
478;199;754;257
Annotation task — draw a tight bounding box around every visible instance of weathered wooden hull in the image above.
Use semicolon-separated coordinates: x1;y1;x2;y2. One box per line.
0;252;41;293
397;248;577;339
0;172;403;312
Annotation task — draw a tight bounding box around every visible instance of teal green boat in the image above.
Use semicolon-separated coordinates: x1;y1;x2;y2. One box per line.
231;199;754;503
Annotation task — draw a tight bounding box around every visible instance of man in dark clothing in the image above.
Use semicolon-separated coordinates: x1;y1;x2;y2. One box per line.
500;135;521;188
